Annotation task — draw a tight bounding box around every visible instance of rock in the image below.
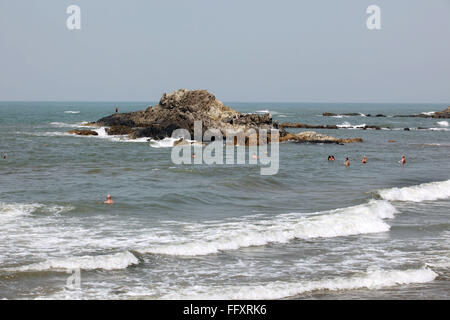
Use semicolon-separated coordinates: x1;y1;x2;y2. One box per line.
279;131;362;144
280;123;385;130
395;106;450;118
95;89;278;139
105;125;135;135
404;128;410;131
67;129;98;136
322;112;337;117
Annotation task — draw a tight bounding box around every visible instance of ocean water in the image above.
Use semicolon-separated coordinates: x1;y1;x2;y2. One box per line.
0;101;449;300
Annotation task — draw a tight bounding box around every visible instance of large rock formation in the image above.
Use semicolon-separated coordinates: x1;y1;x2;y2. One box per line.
94;89;276;140
74;89;362;144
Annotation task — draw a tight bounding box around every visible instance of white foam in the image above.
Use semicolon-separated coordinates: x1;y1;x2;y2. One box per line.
138;200;397;256
337;122;366;129
64;111;80;114
437;121;449;127
255;110;278;115
427;127;449;131
0;202;72;221
421;111;436;116
50;122;90;128
162;267;437;299
377;179;450;202
9;251;139;272
149;137;180;148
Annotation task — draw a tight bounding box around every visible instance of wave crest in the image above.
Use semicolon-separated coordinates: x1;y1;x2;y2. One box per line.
377;180;450;202
8;251;139;272
162;268;437;299
139;200;397;256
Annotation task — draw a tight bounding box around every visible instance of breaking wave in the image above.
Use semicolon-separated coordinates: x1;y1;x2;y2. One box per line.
437;121;449;127
64;111;80;114
7;251;139;272
0;202;73;221
377;179;450;202
162;267;438;299
138;200;397;256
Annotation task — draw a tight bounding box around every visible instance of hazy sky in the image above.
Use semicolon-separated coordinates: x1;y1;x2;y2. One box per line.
0;0;449;102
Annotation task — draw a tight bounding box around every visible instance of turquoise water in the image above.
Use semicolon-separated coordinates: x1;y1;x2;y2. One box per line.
0;102;449;299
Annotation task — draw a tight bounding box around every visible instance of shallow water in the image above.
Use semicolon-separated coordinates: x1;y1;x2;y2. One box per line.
0;101;449;299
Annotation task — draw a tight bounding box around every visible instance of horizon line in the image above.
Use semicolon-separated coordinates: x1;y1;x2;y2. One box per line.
0;100;448;105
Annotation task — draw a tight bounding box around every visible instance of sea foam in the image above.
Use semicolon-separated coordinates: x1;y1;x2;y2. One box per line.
377;179;450;202
8;251;139;272
138;200;397;256
162;268;438;299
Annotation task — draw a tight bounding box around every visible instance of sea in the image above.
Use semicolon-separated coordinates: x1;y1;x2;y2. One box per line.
0;101;449;299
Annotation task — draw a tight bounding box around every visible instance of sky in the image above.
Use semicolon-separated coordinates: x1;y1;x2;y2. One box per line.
0;0;449;102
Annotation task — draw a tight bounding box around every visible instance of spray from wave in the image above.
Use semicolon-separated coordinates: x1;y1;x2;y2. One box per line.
377;179;450;202
138;200;397;256
162;267;438;299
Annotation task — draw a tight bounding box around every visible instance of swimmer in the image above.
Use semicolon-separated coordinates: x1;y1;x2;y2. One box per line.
328;155;335;161
192;152;197;159
104;195;114;205
345;157;350;167
362;156;367;164
252;153;258;160
3;155;7;160
401;155;406;165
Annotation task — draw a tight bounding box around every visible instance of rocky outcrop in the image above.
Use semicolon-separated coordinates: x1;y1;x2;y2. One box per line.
395;106;450;118
68;89;362;145
279;131;363;144
67;129;98;136
280;123;386;130
94;89;277;139
105;125;135;136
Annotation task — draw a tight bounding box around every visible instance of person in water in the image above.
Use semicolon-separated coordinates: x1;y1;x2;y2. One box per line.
401;155;406;165
345;157;350;167
2;154;7;159
362;156;367;164
192;152;197;159
328;155;335;161
252;153;258;160
104;195;114;204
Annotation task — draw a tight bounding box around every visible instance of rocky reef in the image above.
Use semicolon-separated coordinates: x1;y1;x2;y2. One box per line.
74;89;362;144
321;106;450;118
394;106;450;118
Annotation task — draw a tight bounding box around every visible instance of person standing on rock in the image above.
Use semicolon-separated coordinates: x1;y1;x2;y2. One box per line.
115;107;118;113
